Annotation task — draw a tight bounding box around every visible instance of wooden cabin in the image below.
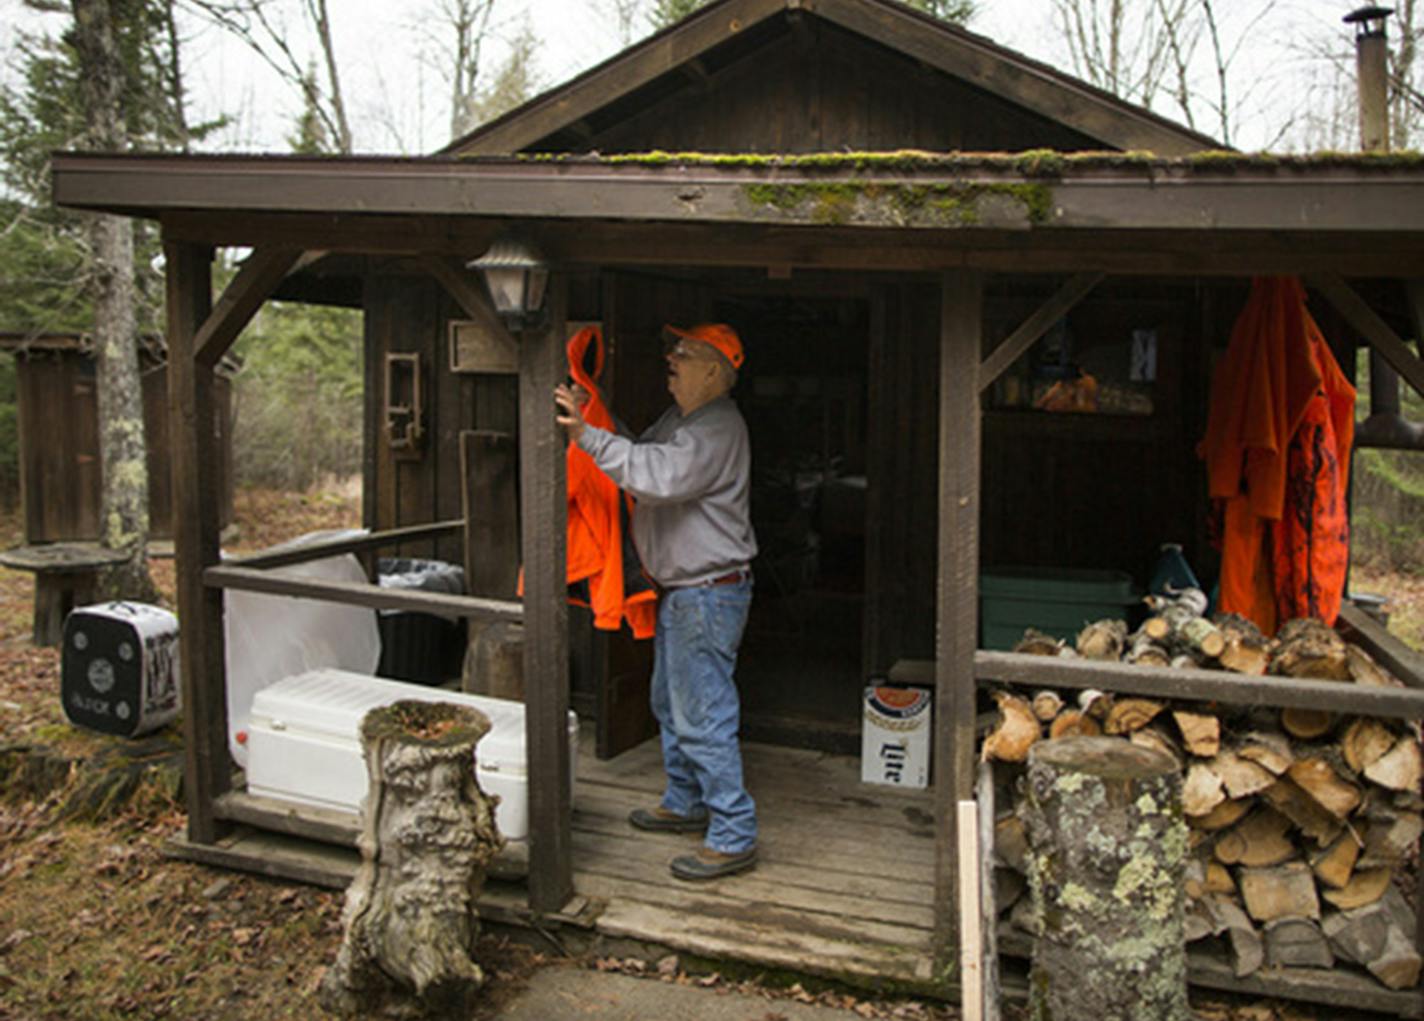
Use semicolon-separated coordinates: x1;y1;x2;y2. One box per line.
50;0;1424;1013
0;332;235;544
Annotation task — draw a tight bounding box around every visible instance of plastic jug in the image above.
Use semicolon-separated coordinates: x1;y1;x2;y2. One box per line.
1149;542;1200;596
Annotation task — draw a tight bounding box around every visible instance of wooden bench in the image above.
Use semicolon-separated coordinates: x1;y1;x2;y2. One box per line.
0;543;130;647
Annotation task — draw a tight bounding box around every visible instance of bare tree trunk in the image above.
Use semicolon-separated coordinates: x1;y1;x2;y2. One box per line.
71;0;157;602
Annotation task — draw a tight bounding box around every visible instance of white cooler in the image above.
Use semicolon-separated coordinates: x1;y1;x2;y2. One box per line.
245;668;578;842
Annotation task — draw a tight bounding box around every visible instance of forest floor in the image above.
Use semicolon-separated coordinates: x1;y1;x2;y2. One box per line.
0;483;1419;1020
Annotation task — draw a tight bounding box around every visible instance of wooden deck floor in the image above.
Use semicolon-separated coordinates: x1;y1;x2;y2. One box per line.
572;734;938;988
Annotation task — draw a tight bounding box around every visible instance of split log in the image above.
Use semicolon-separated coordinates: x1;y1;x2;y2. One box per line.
1347;644;1404;688
994;814;1029;874
1280;707;1335;741
1321;867;1392;910
1286;757;1361;820
1190;796;1251;832
982;692;1040;763
1322;887;1423;990
1104;697;1165;735
1212;750;1277;800
1031;689;1064;722
1310;832;1361;890
1342;717;1399;774
1075;619;1128;661
1128;725;1182;768
1078;689;1112;721
1215;613;1271;676
1022;738;1188;1020
1172;711;1220;758
1263;917;1334;969
1183;761;1227;818
1236;731;1294;776
1125;631;1171;668
1200;893;1264;978
321;700;503;1019
1212;808;1296;868
1238;862;1320;922
1048;708;1101;740
1363;735;1423;792
1271;618;1350;680
1261;778;1344;846
1014;629;1064;656
1358;808;1423;869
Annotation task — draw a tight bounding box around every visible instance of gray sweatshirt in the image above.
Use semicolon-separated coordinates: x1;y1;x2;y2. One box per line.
576;396;757;587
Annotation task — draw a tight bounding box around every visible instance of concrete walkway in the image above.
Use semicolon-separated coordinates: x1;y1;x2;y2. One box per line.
489;964;927;1020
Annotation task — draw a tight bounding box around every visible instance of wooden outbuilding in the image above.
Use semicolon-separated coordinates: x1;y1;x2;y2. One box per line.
50;0;1424;1012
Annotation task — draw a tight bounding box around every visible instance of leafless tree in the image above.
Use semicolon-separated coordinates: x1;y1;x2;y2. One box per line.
69;0;157;599
185;0;353;152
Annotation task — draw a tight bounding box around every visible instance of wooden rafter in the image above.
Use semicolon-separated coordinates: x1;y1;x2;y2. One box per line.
1307;273;1424;400
194;246;302;367
977;272;1102;391
417;253;517;352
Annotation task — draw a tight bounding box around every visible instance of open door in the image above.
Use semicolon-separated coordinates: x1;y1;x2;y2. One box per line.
590;269;714;758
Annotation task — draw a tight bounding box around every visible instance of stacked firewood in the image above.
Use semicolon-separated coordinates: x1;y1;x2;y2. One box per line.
984;595;1424;992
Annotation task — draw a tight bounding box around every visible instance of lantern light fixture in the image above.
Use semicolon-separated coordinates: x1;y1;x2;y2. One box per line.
467;236;549;330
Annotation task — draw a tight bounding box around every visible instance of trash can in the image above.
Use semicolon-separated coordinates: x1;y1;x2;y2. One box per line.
376;558;467;685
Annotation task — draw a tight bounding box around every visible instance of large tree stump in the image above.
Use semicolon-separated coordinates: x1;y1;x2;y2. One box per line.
1022;736;1189;1021
320;700;504;1019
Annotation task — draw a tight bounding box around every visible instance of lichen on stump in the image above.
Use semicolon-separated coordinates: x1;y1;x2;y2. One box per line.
1022;736;1189;1021
320;700;504;1019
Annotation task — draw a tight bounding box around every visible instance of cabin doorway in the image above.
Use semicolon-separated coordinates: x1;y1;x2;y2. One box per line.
590;272;872;757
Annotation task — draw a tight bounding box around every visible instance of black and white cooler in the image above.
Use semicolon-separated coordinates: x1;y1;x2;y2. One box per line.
61;602;181;738
245;668;578;843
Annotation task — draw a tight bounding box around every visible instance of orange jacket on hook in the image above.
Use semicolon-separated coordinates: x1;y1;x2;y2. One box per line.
563;326;657;639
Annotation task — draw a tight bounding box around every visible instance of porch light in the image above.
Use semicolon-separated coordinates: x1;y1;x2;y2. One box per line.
468;236;549;329
1344;5;1393;39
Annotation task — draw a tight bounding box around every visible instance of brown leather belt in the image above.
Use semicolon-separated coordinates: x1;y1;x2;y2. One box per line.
657;569;750;593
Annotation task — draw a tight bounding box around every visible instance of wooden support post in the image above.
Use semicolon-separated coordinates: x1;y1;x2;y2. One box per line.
165;241;230;845
519;280;572;916
934;271;983;984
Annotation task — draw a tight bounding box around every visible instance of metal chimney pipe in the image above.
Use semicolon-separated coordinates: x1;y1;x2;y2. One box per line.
1346;6;1393;151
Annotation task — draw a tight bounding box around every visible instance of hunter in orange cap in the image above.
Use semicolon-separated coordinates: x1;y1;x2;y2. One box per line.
663;323;744;370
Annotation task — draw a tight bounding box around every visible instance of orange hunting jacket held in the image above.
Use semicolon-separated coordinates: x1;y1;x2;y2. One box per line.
1199;277;1355;634
564;326;657;639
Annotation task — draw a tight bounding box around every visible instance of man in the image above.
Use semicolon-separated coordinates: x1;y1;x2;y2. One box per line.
554;323;758;880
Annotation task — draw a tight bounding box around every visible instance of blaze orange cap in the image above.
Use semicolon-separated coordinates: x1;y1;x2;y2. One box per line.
664;322;744;370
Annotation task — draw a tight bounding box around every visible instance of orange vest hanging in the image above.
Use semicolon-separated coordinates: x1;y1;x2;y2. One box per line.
564;326;657;639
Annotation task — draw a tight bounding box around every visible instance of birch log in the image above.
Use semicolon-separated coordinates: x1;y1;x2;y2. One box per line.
1023;737;1189;1021
320;700;504;1019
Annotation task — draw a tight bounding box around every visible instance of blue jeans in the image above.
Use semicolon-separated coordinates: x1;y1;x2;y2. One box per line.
650;577;756;854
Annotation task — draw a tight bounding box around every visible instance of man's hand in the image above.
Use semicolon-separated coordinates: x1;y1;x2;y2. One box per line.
554;384;587;443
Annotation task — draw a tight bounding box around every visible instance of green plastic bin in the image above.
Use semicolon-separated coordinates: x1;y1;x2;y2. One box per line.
980;567;1138;651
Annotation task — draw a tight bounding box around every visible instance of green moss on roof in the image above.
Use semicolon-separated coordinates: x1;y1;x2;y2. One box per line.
503;147;1424;174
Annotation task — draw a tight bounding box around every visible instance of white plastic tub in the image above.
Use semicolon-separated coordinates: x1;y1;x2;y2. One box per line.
245;668;578;842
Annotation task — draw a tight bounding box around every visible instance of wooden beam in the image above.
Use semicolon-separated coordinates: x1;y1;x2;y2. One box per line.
221;519;463;570
933;270;983;983
520;280;573;916
1307;273;1424;400
203;564;522;621
461;430;519;598
418;253;517;353
977;272;1102;391
193;246;302;367
165;240;229;844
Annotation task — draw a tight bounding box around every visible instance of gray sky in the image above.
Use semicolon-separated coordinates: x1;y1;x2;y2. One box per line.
0;0;1367;155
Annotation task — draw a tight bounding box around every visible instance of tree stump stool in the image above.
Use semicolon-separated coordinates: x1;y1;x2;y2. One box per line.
320;700;504;1019
1022;736;1189;1021
0;543;129;647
